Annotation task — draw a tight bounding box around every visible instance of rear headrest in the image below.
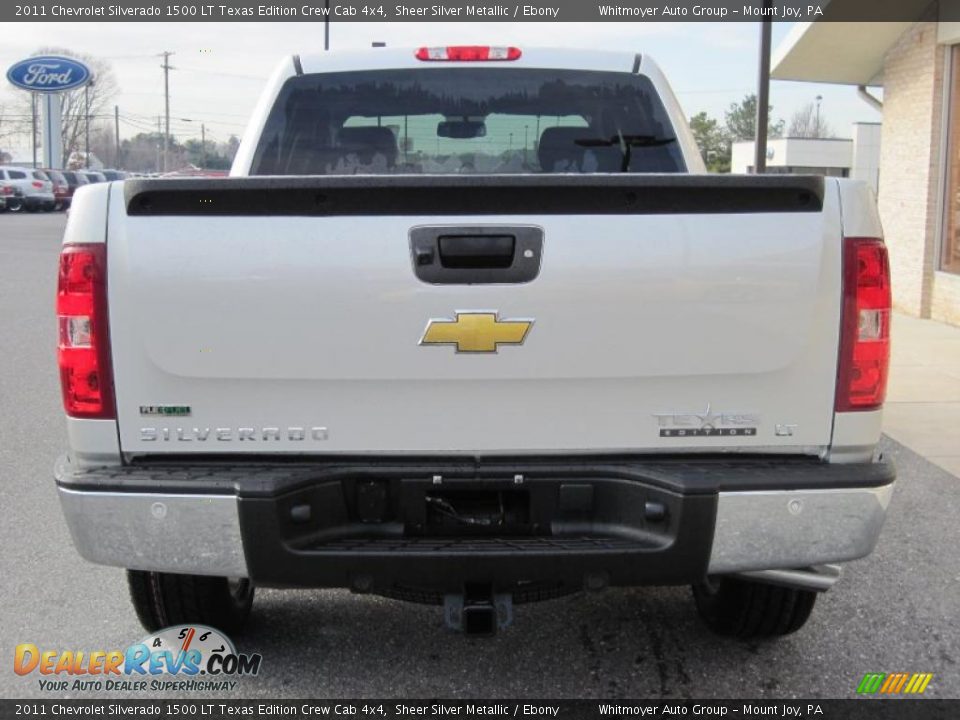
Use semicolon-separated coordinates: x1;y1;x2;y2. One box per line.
538;127;591;172
336;126;398;165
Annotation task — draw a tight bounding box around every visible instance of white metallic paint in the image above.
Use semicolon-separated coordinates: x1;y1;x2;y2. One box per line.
60;51;884;463
105;182;848;455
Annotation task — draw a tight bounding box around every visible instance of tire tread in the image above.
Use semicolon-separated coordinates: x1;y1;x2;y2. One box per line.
126;571;253;634
693;577;817;639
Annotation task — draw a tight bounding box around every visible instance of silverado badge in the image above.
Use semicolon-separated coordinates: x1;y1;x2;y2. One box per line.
420;312;534;353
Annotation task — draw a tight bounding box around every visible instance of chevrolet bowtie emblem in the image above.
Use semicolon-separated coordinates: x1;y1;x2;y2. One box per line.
420;312;534;353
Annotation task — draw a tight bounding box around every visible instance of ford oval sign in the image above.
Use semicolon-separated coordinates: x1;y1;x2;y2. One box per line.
6;56;91;93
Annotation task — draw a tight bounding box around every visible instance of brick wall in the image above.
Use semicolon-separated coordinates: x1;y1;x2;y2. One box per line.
932;271;960;323
877;20;945;317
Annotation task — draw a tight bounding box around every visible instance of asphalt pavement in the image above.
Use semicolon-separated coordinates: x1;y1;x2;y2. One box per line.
0;212;957;699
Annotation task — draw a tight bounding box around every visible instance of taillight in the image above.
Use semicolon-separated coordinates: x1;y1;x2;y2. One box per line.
835;237;891;412
415;46;522;61
32;181;43;189
57;244;115;419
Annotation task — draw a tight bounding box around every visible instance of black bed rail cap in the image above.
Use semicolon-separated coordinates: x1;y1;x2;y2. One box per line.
124;174;825;217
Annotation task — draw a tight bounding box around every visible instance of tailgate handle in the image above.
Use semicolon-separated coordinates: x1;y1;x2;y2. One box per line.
410;225;543;285
438;235;515;269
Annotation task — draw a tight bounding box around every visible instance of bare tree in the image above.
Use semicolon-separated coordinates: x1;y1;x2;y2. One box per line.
119;133;163;173
788;102;834;139
87;122;116;169
0;102;10;146
223;135;240;162
14;48;118;165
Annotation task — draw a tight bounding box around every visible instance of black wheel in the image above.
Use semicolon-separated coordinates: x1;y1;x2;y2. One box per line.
692;576;817;639
127;570;254;634
8;199;23;212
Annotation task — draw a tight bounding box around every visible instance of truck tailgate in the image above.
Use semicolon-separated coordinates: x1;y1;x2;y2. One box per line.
108;176;841;456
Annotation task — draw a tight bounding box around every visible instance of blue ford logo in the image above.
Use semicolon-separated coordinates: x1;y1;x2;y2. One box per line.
6;56;91;93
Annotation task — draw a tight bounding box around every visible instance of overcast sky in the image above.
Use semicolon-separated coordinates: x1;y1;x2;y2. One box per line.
0;21;881;153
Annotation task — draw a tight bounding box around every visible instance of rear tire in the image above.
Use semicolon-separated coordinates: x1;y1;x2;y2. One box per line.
127;570;254;634
692;576;816;639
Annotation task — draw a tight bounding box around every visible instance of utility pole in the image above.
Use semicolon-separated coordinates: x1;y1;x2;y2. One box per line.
156;116;162;173
201;123;206;169
815;95;823;138
324;0;330;50
753;1;773;174
160;51;175;172
114;105;121;169
84;81;94;169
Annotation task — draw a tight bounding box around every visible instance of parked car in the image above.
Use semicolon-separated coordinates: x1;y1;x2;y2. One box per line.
42;169;72;211
60;170;91;203
0;166;55;211
101;170;128;181
0;183;24;212
79;170;107;184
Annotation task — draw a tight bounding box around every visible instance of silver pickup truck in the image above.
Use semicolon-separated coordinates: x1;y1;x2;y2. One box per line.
55;46;894;638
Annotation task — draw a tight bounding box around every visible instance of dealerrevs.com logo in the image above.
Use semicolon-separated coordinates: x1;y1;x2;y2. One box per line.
14;625;262;693
856;672;934;695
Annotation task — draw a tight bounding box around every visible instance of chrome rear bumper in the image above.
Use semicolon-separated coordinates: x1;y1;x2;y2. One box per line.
58;488;248;578
57;479;893;586
707;484;893;574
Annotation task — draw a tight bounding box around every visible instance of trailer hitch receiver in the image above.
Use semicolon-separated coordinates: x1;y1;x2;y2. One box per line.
444;584;513;637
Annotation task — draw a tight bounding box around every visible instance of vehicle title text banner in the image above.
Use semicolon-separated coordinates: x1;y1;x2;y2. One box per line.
4;0;958;23
0;700;957;720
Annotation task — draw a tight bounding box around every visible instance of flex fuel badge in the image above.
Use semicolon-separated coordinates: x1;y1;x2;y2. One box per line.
14;625;262;693
139;405;191;417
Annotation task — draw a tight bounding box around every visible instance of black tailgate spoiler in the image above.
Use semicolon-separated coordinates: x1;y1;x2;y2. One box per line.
124;174;824;217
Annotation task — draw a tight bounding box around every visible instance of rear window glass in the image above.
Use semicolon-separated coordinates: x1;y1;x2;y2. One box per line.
8;170;27;179
251;68;684;175
33;171;50;180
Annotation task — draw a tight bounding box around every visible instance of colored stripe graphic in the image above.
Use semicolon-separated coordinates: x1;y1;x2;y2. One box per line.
857;672;933;695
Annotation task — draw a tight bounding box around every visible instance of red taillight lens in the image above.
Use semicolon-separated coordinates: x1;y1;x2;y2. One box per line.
32;181;44;189
57;244;115;419
415;46;522;61
836;237;891;412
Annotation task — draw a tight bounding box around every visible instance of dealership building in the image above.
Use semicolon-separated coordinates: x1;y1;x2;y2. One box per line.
731;126;882;193
773;4;960;325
